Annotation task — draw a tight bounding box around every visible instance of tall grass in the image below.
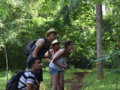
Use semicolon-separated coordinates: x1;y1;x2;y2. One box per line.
81;69;120;90
2;68;119;90
0;67;91;90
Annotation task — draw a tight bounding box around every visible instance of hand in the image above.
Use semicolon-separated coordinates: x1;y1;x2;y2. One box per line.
67;65;70;69
63;65;67;69
34;80;39;90
63;68;65;71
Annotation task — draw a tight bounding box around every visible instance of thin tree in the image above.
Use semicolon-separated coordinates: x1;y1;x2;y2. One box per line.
96;4;103;80
2;28;9;82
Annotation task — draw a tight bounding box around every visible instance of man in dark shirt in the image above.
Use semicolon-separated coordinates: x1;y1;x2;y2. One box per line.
27;28;58;90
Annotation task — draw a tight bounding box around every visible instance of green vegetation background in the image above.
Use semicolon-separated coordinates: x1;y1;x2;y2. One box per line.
1;0;120;70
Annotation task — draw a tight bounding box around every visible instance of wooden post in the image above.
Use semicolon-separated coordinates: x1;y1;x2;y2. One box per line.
2;28;9;82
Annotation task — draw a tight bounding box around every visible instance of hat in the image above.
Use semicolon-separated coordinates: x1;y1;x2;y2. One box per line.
45;28;58;37
51;39;60;47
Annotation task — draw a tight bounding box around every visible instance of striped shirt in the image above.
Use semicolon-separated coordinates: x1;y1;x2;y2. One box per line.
18;69;35;90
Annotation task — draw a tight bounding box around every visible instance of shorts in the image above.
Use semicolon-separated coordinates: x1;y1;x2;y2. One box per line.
50;67;64;75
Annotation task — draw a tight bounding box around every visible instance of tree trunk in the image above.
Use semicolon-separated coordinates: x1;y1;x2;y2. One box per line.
117;55;120;66
96;4;103;80
2;28;9;82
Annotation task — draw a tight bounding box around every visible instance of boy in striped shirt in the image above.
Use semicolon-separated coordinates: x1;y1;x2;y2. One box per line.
18;58;41;90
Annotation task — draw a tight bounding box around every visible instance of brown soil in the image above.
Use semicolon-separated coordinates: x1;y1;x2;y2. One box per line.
64;72;88;90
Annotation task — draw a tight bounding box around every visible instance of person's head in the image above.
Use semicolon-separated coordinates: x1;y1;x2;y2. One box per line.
51;39;60;50
45;28;58;40
28;58;41;73
63;40;74;51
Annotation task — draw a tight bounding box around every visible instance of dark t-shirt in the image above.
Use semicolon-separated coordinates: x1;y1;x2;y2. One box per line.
27;38;50;63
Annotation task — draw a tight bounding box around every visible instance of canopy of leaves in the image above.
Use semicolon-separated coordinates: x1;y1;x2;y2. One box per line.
0;0;120;69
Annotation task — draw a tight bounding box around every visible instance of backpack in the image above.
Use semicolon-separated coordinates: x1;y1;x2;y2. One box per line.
6;70;25;90
23;39;38;56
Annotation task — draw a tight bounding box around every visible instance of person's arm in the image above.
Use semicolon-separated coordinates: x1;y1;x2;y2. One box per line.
27;83;33;90
32;39;45;57
27;80;39;90
27;83;39;90
33;80;40;90
44;58;51;63
52;50;67;69
44;50;52;58
44;51;52;63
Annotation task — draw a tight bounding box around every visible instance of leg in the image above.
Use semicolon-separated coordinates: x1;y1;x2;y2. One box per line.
38;82;40;90
51;78;52;88
50;68;59;90
62;68;65;90
35;69;43;90
51;74;58;90
62;80;64;90
36;83;40;90
58;73;64;90
57;74;60;90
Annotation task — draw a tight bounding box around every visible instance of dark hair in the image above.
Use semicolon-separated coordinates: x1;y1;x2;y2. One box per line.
28;58;40;68
63;40;73;49
52;43;60;48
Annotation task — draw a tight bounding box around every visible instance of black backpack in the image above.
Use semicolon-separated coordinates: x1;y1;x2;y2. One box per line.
6;70;25;90
23;39;38;56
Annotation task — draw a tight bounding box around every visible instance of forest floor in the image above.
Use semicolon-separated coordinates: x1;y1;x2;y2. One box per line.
65;72;89;90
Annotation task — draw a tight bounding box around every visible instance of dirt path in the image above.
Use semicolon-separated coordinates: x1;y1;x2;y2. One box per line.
64;72;88;90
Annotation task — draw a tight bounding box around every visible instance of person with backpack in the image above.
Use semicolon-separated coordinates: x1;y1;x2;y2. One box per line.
27;28;58;89
49;40;74;90
18;57;42;90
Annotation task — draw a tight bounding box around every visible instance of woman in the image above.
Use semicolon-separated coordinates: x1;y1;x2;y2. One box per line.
49;40;74;90
27;28;58;90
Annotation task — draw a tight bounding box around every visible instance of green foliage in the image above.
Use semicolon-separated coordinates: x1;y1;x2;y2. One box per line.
93;0;120;68
0;0;120;69
94;48;120;68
